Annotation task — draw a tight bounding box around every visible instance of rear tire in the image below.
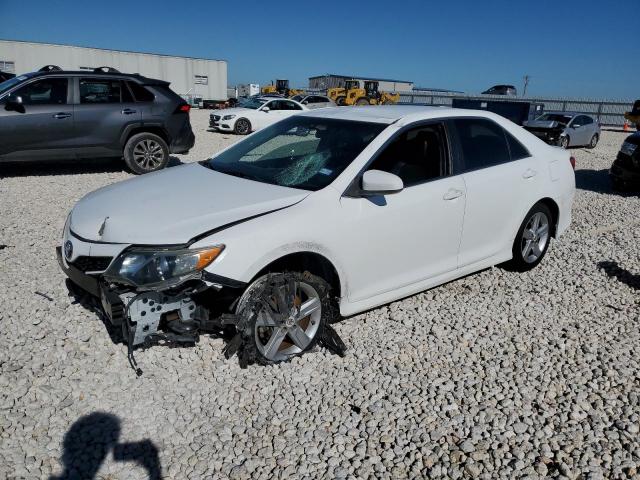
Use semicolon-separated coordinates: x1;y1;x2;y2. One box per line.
587;133;599;149
123;133;169;174
235;271;336;365
506;203;553;272
234;118;251;135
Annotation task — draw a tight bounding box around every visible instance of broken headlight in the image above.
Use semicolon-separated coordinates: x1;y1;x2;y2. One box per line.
104;245;224;288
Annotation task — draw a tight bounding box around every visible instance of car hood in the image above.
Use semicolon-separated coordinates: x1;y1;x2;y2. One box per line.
523;120;566;129
70;163;310;245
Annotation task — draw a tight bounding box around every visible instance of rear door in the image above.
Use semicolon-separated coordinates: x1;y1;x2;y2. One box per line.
71;77;142;157
450;118;541;267
0;76;74;160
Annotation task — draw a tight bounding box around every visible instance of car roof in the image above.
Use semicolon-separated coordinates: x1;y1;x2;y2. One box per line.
299;105;501;124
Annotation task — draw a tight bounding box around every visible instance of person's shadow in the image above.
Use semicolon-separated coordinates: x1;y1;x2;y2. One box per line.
49;412;161;480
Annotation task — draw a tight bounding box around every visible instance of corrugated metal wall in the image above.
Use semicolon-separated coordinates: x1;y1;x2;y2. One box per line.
0;40;228;100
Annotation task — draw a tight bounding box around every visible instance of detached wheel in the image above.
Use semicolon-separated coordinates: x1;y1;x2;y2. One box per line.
235;272;335;365
588;133;599;149
356;97;370;106
507;203;552;271
234;118;251;135
124;133;169;174
560;136;570;149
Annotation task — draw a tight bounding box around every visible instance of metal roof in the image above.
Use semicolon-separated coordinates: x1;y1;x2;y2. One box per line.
309;73;413;84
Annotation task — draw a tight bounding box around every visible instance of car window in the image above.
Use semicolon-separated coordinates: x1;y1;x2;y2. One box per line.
205;116;385;191
79;78;122;104
265;100;280;111
571;116;584;127
127;81;155;102
367;123;447;187
13;78;68;105
282;100;302;111
121;82;134;103
451;118;511;172
505;130;530;160
582;115;593;125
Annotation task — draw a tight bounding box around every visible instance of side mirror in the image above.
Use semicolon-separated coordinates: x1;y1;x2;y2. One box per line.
5;94;25;113
361;170;404;195
302;100;308;105
261;106;270;112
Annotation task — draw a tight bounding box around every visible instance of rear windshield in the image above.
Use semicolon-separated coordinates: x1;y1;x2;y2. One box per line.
203;116;386;191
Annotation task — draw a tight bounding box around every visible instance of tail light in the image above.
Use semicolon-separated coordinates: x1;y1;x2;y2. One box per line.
175;103;191;113
569;156;576;170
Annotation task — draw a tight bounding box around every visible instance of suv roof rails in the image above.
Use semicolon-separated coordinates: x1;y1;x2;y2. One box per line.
93;66;120;73
39;65;62;72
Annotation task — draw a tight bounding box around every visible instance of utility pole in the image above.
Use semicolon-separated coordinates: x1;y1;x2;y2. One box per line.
522;75;531;97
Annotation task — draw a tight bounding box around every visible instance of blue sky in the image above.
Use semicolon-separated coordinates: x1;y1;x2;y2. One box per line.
1;0;638;99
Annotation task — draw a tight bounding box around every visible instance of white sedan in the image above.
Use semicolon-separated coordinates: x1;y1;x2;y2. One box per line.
58;106;575;366
209;97;308;135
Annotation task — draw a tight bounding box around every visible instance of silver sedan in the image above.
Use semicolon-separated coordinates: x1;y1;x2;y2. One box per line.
524;112;601;149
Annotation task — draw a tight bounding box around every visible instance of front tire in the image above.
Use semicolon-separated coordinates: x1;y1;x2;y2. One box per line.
560;136;570;149
355;97;370;106
588;133;599;149
123;133;169;174
507;203;553;272
234;118;252;135
335;96;346;106
235;272;335;365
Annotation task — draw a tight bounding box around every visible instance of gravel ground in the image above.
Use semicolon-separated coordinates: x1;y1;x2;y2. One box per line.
1;110;639;479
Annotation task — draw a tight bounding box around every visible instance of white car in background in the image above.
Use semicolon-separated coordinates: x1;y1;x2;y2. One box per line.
209;97;308;135
59;106;575;366
291;94;336;109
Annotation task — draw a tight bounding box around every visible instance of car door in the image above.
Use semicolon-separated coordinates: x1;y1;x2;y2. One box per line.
71;77;142;157
568;115;589;146
0;76;75;160
339;122;467;302
449;117;541;267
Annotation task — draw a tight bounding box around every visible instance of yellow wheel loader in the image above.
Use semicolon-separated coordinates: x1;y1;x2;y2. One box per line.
261;79;304;98
345;81;400;106
328;80;361;106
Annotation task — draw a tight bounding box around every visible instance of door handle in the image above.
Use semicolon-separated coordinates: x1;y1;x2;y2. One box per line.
53;113;72;119
443;188;464;200
522;169;538;179
121;108;137;115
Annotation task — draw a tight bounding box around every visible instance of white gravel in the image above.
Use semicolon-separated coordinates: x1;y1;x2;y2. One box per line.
1;110;639;479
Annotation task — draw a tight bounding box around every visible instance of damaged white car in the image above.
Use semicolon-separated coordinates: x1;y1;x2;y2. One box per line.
58;106;575;369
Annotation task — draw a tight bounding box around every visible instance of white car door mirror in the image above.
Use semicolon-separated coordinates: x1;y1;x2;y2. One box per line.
261;106;270;113
361;170;404;195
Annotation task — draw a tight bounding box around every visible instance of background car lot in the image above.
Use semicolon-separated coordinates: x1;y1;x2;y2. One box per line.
0;110;638;479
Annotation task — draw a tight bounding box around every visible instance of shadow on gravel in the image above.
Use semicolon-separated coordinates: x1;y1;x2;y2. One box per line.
598;261;640;291
575;168;639;196
0;156;184;178
49;412;161;480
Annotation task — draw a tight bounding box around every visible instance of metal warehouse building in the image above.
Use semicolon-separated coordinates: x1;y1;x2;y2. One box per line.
0;39;228;100
309;74;414;93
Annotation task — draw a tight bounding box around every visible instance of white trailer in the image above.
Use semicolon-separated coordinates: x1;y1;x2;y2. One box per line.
238;84;260;97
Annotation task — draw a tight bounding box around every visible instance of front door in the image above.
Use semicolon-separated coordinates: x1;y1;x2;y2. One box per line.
339;122;466;302
0;76;75;160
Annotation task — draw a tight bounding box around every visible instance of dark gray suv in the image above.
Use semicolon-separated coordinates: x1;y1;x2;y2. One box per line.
0;67;195;174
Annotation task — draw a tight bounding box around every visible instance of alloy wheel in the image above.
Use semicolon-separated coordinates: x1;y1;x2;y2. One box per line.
254;280;322;362
521;212;550;263
132;139;164;170
236;119;250;134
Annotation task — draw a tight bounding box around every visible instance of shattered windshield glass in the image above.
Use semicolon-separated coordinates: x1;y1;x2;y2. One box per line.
204;116;386;191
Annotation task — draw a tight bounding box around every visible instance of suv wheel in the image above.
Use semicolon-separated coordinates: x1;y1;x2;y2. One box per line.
124;133;169;174
235;271;335;365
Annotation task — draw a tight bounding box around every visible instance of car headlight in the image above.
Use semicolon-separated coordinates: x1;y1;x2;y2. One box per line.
223;114;236;120
621;142;637;156
104;245;224;288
